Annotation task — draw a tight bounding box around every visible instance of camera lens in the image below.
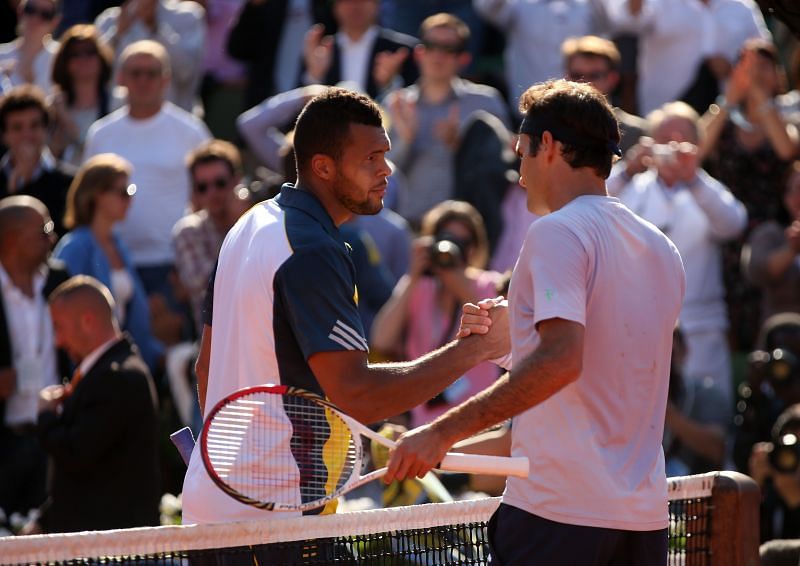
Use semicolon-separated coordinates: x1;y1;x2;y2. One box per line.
769;434;800;473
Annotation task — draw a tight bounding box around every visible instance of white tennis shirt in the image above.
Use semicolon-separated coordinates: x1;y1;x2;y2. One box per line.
504;195;685;531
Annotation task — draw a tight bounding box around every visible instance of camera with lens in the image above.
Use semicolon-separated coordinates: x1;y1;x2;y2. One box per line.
768;433;800;474
748;348;800;389
426;232;469;273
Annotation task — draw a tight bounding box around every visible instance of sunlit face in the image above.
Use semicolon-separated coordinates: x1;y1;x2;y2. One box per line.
515;133;549;215
95;174;134;224
333;0;378;34
66;40;102;82
19;0;59;38
416;26;469;83
120;53;168;108
3;107;47;157
192;160;237;218
652;116;697;185
331;123;391;216
15;208;54;268
566;55;617;97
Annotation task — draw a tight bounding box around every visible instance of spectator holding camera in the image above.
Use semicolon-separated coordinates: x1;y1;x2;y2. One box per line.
609;101;747;406
750;403;800;541
370;200;502;427
742;162;800;323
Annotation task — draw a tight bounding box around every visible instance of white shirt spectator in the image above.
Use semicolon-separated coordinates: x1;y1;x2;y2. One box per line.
612;167;746;403
0;264;58;426
0;37;58;94
337;25;380;93
84;102;211;266
473;0;606;109
96;0;206;112
603;0;770;114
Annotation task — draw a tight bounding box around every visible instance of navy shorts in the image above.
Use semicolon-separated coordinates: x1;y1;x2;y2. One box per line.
487;503;668;566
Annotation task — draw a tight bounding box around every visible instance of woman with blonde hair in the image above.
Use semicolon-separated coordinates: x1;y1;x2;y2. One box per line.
371;200;503;427
54;153;162;371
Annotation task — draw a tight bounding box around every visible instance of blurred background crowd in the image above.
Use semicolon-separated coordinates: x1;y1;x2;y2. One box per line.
1;0;800;553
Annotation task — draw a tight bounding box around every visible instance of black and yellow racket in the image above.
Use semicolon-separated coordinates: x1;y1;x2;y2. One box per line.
200;384;529;512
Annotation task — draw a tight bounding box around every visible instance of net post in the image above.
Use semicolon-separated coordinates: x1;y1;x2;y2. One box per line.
710;471;760;566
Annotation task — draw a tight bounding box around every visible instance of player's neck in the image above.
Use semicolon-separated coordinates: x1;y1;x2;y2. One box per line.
548;169;607;211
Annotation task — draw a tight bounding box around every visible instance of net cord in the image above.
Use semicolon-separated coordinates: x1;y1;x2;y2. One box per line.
2;474;718;565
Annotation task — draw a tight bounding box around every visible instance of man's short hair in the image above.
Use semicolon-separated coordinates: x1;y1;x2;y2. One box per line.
0;84;50;133
186;139;242;178
646;101;700;142
0;195;50;248
119;39;171;77
49;275;116;320
561;35;621;70
518;80;621;178
293;88;384;174
419;12;470;50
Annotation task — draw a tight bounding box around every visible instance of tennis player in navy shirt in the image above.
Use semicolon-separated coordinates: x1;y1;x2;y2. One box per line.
182;88;509;525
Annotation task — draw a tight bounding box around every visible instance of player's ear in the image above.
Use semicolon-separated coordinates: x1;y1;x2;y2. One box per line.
311;154;336;181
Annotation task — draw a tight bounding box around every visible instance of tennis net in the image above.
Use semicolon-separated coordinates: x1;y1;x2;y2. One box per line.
1;471;759;565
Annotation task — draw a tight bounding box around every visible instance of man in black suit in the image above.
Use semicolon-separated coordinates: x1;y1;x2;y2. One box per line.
0;195;67;528
0;85;74;238
30;275;160;533
301;0;418;99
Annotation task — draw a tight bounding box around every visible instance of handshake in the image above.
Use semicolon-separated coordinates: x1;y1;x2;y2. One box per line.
457;296;511;368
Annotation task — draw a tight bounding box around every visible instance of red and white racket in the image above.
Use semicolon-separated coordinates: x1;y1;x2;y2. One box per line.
201;384;529;511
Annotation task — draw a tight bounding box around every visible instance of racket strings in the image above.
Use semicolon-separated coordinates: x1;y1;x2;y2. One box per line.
204;392;360;507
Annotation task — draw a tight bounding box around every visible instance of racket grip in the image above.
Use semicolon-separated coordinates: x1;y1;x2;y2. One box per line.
439;452;529;478
170;427;196;466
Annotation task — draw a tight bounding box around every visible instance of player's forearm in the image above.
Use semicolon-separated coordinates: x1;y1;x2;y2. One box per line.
430;342;582;447
341;336;488;423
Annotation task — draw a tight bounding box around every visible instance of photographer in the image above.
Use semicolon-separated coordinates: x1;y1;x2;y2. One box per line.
371;200;503;427
608;101;747;407
733;314;800;541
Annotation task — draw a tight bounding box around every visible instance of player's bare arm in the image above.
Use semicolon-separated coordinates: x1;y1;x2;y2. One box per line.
308;325;509;424
384;317;583;481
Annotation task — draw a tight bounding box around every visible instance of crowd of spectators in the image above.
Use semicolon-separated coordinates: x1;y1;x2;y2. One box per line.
0;0;799;553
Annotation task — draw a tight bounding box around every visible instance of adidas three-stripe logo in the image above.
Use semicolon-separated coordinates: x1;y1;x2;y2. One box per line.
328;319;368;351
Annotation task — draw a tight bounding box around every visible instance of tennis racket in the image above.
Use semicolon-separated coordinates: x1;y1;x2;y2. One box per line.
201;384;529;512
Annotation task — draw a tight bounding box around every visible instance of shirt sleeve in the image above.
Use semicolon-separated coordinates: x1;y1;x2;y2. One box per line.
526;217;588;327
275;245;368;359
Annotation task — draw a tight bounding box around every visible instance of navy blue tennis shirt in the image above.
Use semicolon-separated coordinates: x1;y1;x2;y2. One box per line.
202;184;368;397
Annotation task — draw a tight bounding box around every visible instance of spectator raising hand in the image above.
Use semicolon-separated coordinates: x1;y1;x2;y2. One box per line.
303;24;334;84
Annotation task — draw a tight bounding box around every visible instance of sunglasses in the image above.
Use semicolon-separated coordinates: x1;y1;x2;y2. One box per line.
422;40;464;55
195;177;230;194
107;183;137;198
22;2;56;21
68;46;98;59
125;67;162;80
567;70;609;82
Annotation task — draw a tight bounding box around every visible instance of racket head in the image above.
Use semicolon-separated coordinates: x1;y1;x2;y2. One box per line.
200;384;364;511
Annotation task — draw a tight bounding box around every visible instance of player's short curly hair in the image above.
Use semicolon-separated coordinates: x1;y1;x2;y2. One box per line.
293;88;384;174
518;79;621;178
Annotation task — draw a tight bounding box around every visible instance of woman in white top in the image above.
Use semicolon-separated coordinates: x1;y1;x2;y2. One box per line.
54;153;163;372
0;0;60;94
